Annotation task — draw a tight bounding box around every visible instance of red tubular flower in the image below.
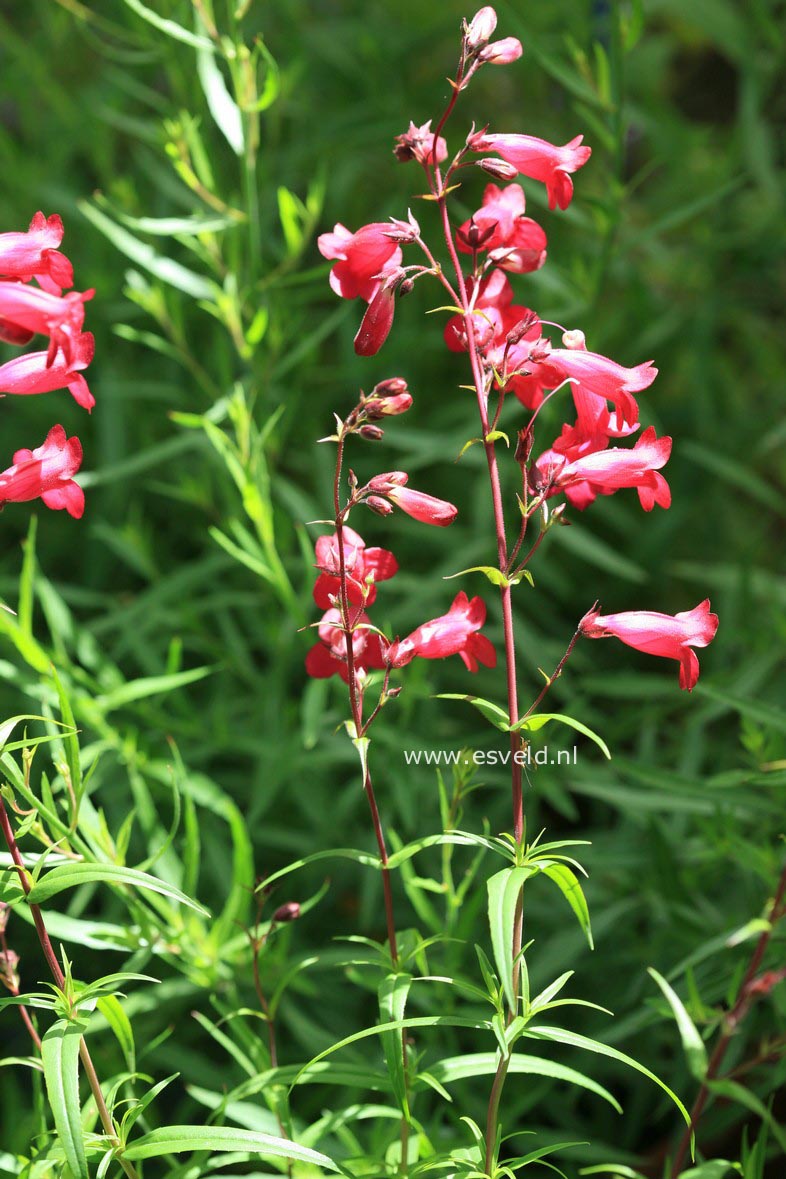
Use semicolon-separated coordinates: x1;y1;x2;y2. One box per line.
534;347;657;427
536;427;672;511
0;283;93;362
313;526;398;609
367;472;458;526
386;591;497;673
456;183;547;274
305;606;388;683
317;223;403;302
354;281;397;356
0;212;73;292
579;599;719;691
0;425;84;518
468;131;591;210
0;332;95;410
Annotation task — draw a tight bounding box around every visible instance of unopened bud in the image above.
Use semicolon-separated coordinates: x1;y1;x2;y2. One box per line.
386;685;403;698
465;6;497;52
359;424;384;441
398;278;415;297
366;495;394;517
515;428;533;466
272;901;301;923
562;329;586;351
368;471;407;493
0;949;20;993
477;158;518;181
348;468;359;491
373;377;408;397
478;36;523;65
507;312;540;346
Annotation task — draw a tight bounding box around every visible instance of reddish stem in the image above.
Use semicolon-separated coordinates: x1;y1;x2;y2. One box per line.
670;861;786;1176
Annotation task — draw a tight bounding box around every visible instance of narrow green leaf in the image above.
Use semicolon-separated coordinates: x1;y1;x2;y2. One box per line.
525;1024;690;1124
542;863;593;949
124;1124;338;1168
511;712;611;759
122;0;215;50
648;968;707;1081
379;974;412;1117
443;565;512;588
260;847;382;891
94;665;213;712
96;995;135;1073
487;866;535;1013
707;1078;786;1151
41;1020;88;1179
436;694;510;731
27;862;209;915
197;42;244;154
427;1052;621;1112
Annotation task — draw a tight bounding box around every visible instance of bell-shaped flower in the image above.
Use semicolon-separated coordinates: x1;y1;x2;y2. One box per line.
0;424;84;518
468;131;591;210
536;427;672;511
0;332;95;410
366;472;458;526
0;212;73;292
531;347;656;427
386;591;496;673
0;283;92;362
313;526;398;609
580;599;718;691
305;606;388;683
318;222;403;302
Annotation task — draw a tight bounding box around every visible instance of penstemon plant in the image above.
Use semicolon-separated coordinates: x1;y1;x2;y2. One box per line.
305;7;723;1176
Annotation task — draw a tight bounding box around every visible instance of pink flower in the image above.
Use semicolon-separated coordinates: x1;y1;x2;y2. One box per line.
479;37;523;65
393;120;448;167
468;131;591;210
0;332;95;411
0;212;73;292
0;425;84;519
317;223;403;302
313;526;398;609
305;606;388;683
580;599;719;691
367;472;458;526
364;377;413;418
0;283;93;362
386;591;497;673
456;184;547;274
534;347;657;427
465;6;497;49
536;427;672;511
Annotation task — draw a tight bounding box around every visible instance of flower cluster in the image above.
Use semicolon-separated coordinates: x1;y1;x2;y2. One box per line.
313;8;718;691
306;380;495;690
0;212;93;518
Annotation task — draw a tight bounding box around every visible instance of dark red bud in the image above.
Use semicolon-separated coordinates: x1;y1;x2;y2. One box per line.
272;901;301;923
359;424;384;440
354;285;396;357
366;495;394;517
477;158;518;180
506;312;540;346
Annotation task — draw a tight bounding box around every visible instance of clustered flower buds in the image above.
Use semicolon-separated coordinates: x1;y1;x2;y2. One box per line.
0;212;93;518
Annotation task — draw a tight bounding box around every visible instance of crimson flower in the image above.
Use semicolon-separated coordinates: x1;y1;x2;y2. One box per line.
0;332;95;410
456;184;547;274
386;591;496;673
313;526;398;609
580;599;719;691
317;222;403;302
469;131;591;210
355;280;398;356
535;426;672;511
305;606;388;683
0;283;93;363
0;211;73;292
366;472;458;526
0;425;84;519
530;347;657;428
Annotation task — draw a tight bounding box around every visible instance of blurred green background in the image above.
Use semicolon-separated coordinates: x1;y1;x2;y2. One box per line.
0;0;784;1173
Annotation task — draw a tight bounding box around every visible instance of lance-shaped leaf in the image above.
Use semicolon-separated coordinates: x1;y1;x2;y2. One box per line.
41;1020;89;1179
487;866;537;1013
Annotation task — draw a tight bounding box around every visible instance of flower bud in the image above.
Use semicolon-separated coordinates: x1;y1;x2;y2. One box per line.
272;901;301;923
506;311;540;346
478;36;523;65
398;278;415;297
562;329;586;351
354;283;396;357
476;158;518;181
465;6;497;52
359;424;384;440
373;377;408;398
366;495;395;517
